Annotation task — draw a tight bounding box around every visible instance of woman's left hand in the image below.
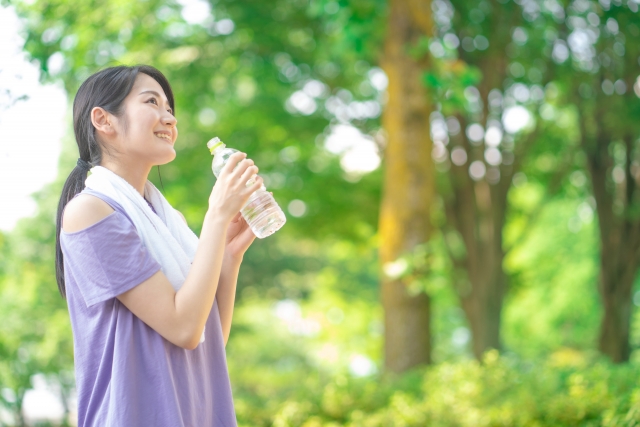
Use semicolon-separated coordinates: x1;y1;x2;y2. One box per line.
224;211;256;259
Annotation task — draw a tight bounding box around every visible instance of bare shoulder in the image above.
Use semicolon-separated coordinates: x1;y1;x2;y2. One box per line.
62;194;115;233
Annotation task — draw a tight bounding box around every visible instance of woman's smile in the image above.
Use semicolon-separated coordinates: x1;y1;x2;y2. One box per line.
154;131;173;142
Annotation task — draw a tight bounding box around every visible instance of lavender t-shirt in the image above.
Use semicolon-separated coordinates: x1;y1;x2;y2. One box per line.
60;188;237;427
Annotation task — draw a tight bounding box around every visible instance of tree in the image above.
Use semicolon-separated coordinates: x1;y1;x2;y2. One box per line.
555;1;640;362
417;0;579;359
379;0;436;372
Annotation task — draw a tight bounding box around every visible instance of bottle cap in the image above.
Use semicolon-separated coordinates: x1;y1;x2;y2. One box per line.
207;137;225;155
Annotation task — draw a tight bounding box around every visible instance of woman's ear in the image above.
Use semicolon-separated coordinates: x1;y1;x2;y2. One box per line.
91;107;115;137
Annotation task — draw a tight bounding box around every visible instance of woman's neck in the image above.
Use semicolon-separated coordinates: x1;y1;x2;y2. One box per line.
99;159;152;197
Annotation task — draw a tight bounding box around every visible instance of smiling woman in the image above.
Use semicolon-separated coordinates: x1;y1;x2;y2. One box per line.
54;65;263;427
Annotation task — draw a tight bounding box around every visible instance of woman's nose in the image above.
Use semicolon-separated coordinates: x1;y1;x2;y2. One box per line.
164;112;177;127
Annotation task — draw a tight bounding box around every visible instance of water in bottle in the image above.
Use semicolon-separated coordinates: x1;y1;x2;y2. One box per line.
207;137;286;238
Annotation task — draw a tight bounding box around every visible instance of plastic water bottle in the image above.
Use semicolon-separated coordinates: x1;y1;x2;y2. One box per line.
207;137;286;239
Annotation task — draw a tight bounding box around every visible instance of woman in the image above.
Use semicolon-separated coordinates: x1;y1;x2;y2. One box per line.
55;65;261;426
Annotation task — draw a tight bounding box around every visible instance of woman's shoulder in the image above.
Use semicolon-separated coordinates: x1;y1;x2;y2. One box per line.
62;194;116;234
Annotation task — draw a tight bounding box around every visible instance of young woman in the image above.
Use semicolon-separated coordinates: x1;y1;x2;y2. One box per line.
55;65;261;426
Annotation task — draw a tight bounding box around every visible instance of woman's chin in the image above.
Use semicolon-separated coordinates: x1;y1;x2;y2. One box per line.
157;149;177;165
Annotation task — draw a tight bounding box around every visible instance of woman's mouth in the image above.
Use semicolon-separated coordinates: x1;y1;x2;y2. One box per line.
155;132;172;142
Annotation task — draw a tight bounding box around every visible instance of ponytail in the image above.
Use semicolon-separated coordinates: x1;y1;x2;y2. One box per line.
55;162;90;297
54;64;175;297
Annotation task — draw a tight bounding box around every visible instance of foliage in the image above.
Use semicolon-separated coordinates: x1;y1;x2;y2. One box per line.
13;0;384;241
0;180;74;425
228;340;640;426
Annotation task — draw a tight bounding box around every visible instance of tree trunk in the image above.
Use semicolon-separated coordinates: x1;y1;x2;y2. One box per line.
586;129;640;363
460;265;506;358
435;3;529;360
591;172;639;363
598;271;634;362
379;0;435;373
445;169;510;359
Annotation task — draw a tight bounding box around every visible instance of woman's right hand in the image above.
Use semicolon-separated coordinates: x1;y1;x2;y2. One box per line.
208;152;263;221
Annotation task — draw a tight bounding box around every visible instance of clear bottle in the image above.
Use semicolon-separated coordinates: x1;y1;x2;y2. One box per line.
207;137;286;239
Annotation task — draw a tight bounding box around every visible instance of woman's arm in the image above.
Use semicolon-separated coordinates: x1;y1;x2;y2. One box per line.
216;211;259;345
116;212;229;349
176;211;244;346
64;152;261;350
216;254;242;345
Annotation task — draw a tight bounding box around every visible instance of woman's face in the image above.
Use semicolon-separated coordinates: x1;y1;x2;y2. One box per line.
113;73;178;166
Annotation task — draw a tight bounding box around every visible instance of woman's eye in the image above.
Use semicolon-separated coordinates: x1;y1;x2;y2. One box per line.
148;98;158;105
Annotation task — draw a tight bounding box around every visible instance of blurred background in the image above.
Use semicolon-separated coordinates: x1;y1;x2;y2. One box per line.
1;0;640;425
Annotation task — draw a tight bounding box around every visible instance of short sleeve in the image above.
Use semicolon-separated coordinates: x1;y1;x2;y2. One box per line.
61;211;162;307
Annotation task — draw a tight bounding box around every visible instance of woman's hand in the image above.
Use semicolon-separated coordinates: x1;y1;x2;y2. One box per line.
224;191;274;259
207;152;263;222
224;212;256;259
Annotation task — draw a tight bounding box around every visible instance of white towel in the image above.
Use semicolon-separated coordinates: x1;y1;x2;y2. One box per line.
85;165;205;343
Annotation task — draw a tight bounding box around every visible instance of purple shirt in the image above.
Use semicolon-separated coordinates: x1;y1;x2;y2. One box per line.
60;188;237;427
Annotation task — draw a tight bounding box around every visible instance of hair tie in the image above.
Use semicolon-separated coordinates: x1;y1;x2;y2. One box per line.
77;158;91;171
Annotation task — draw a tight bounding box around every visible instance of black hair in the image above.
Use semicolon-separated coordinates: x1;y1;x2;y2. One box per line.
55;65;175;297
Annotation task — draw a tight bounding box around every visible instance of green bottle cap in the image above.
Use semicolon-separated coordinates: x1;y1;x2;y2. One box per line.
207;137;225;155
